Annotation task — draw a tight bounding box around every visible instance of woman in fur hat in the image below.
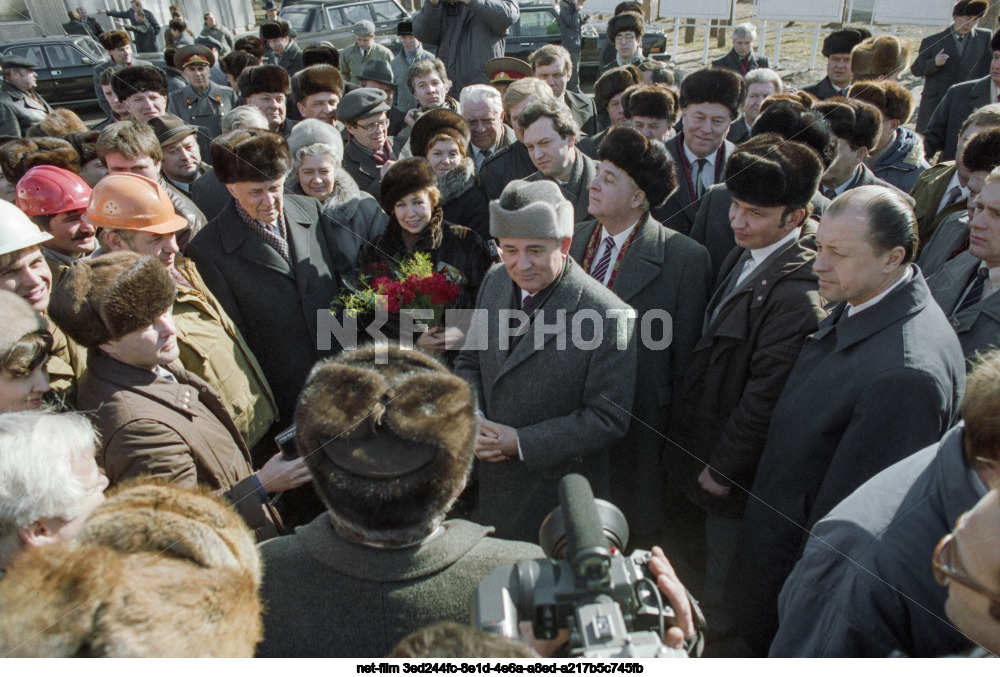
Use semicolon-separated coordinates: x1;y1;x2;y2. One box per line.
355;157;493;356
409;108;491;242
286;119;388;268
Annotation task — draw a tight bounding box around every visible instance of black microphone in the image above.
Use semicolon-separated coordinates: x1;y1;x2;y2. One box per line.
559;474;611;587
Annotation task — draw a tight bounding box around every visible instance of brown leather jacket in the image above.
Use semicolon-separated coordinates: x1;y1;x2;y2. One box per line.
78;350;279;540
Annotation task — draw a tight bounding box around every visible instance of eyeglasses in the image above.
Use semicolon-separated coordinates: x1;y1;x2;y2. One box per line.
932;530;1000;605
356;116;388;133
614;33;637;44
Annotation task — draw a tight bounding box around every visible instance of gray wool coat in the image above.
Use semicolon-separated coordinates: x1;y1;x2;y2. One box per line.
257;516;543;657
570;214;711;535
726;267;966;656
454;258;637;543
927;250;1000;363
771;425;984;657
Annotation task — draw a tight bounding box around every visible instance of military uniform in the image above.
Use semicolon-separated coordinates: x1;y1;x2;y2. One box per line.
0;80;52;136
167;81;240;160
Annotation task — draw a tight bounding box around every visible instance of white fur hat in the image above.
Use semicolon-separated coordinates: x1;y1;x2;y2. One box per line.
489;180;574;240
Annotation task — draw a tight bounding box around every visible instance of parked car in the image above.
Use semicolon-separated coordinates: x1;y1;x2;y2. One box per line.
506;2;671;82
277;0;409;52
0;36;109;108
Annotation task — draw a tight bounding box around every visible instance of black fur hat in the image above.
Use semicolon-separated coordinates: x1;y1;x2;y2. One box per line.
234;35;266;59
752;100;838;169
211;129;291;184
725;134;823;209
110;65;168;102
49;252;175;349
607;12;643;41
623;84;680;122
379;157;437;213
259;20;290;41
409;108;470;158
597;126;676;208
219;50;260;78
961;127;1000;172
295;345;476;545
594;65;640;109
815;99;882;151
822;28;870;57
237;65;290;98
303;42;340;68
291;64;344;102
679;67;746;119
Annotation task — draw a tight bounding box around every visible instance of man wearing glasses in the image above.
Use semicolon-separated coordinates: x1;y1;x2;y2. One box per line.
771;349;1000;657
933;488;1000;657
338;88;395;197
600;12;643;76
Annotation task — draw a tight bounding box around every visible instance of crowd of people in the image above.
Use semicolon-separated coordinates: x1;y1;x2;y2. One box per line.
0;0;997;659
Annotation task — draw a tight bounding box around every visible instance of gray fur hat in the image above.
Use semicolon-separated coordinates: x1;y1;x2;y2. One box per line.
287;118;343;162
490;180;574;240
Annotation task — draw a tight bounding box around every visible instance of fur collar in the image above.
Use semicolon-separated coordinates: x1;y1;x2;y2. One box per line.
436;157;476;206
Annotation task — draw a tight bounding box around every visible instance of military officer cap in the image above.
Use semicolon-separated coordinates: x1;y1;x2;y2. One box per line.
360;59;394;87
353;20;376;36
1;56;38;71
149;114;198;147
174;45;215;69
337;87;390;124
194;35;224;53
263;0;277;9
485;57;531;86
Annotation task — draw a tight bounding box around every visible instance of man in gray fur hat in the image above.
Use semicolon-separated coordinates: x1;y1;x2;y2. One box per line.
454;179;637;543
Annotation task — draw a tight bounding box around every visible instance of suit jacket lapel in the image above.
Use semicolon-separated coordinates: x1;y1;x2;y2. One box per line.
218;203;294;278
610;214;661;302
932;253;978;313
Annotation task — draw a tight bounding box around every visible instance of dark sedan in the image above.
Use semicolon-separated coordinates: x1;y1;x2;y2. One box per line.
506;2;671;81
1;35;109;108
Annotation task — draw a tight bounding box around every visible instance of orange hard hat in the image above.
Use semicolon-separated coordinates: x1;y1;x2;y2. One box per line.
83;173;188;234
15;165;92;217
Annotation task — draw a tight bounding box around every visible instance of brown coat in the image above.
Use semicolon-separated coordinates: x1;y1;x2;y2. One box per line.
77;350;277;539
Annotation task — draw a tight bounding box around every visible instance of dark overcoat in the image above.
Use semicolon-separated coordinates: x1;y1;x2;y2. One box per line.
923;75;992;161
570;213;711;534
911;26;991;132
927;250;1000;361
654;134;734;236
727;268;965;655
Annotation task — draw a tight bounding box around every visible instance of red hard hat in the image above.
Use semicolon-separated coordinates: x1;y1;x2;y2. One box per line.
15;165;92;217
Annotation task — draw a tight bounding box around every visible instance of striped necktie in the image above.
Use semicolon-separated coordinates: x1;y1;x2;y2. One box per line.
955;267;990;315
589;236;616;285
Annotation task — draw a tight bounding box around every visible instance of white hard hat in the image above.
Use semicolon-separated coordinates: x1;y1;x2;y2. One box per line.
0;199;52;257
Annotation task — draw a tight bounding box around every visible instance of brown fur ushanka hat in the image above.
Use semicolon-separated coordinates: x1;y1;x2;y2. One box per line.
211;129;291;184
725;133;823;209
0;482;262;657
594;65;640;109
622;84;680;122
234;35;267;59
0;137;80;184
379;157;437;213
291;64;344;102
48;251;175;348
110;65;168;102
597;126;676;208
850;35;911;81
295;345;476;544
237;64;290;98
98;29;130;51
409;108;470;158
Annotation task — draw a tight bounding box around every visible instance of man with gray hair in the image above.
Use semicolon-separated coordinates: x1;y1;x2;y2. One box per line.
712;23;769;76
460;84;515;170
520;98;597;223
0;411;108;574
728;185;966;655
727;67;782;144
454;179;637;543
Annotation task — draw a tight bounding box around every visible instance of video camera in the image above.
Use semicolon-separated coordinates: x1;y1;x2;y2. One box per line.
472;474;703;658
